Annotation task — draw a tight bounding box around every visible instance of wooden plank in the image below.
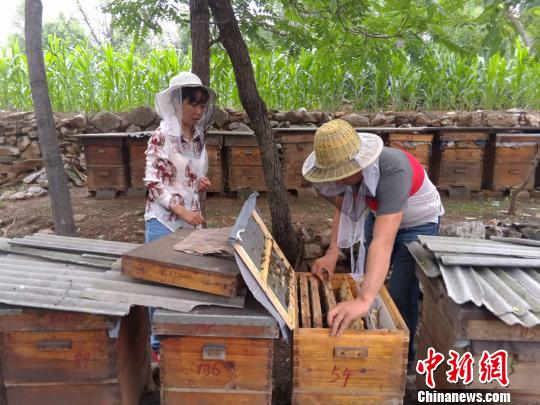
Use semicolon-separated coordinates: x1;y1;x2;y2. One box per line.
160;336;273;391
293;328;407;396
86;165;129;192
122;230;241;297
153;323;278;339
162;389;271;405
440;132;489;141
6;383;121;405
299;274;311;328
308;276;323;328
321;280;337;322
292;392;403;405
228;166;267;191
338;280;364;330
259;237;272;282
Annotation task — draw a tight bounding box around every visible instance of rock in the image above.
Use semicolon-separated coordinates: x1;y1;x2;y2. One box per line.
0;190;16;200
22;171;42;184
485;112;519;127
304;111;319;124
523;113;540;127
439;221;486;239
520;226;540;241
485;226;504;238
319;229;332;249
38;228;55;235
8;191;29;200
284;109;305;125
228;122;251;132
125;124;142;133
273;112;287;122
270;120;279;127
393;114;412;126
74;214;87;221
370;113;386;126
89;111;123;132
70;114;87;130
27;186;47;197
300;227;314;244
412;113;430;127
133;209;145;216
0;146;21;158
341;113;370;128
38;179;49;189
303;243;323;259
503;227;523;238
471;111;484;127
21;141;41;160
12;159;43;174
17;136;31;152
213;108;229;129
456;113;473;127
127;106;156;128
64;143;80;155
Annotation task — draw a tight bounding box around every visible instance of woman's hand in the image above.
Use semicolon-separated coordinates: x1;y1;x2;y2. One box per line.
198;176;212;193
311;247;339;282
171;205;206;227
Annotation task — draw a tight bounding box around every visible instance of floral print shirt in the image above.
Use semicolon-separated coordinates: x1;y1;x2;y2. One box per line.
143;124;207;231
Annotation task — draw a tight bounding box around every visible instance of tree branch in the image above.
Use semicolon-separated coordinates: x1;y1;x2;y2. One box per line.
75;0;102;46
508;147;540;215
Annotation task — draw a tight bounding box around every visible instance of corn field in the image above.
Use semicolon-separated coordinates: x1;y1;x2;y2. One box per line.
1;36;539;113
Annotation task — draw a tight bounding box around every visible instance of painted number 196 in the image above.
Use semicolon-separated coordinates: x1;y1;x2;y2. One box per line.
197;362;222;376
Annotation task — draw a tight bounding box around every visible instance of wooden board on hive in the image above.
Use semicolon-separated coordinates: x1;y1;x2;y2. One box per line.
232;211;297;329
122;228;243;297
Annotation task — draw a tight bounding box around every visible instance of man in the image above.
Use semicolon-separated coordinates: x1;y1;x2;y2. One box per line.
302;119;444;365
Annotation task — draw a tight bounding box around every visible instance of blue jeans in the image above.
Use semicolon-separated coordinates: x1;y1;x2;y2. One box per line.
364;213;440;365
145;219;173;352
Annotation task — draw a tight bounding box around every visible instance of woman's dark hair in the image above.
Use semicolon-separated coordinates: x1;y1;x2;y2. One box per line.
171;87;209;106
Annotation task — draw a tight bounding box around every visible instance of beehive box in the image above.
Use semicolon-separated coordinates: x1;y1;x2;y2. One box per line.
206;134;224;193
279;131;314;191
492;133;539;191
153;297;279;405
293;273;409;405
389;133;433;175
437;132;489;191
225;134;267;191
126;136;148;189
82;137;129;192
416;269;540;403
0;305;149;405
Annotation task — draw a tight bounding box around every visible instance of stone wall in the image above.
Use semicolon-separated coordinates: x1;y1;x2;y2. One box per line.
1;107;539;192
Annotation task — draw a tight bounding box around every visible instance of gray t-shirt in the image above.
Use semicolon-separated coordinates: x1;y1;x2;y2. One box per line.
374;147;413;215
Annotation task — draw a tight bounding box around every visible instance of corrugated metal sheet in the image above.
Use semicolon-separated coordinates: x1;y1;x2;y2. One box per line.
0;234;245;316
408;236;540;327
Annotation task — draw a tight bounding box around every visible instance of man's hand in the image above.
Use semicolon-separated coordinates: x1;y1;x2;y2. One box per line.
311;249;339;282
198;176;212;193
327;298;371;336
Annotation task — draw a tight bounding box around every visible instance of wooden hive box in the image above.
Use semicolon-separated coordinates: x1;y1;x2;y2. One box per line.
225;134;267;192
492;133;539;191
293;273;409;405
153;297;279;405
126;136;148;190
389;133;433;176
416;269;540;403
438;132;489;191
278;131;315;191
231;206;409;404
206;133;224;193
82;137;129;192
122;229;243;297
0;305;149;405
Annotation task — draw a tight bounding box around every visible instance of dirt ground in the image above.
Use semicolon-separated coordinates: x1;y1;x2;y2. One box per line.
1;187;539;404
1;186;539;241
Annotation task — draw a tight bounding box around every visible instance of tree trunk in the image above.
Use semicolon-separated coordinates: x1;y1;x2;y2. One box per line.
506;9;535;56
189;0;210;86
25;0;76;236
208;0;299;262
189;0;211;223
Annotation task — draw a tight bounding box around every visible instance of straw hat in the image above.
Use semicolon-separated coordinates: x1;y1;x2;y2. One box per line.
302;119;383;183
154;72;216;119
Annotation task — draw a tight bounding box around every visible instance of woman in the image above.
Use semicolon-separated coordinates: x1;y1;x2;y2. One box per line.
144;71;215;243
143;72;215;354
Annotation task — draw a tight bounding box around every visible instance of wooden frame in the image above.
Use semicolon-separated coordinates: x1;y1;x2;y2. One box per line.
233;211;297;329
